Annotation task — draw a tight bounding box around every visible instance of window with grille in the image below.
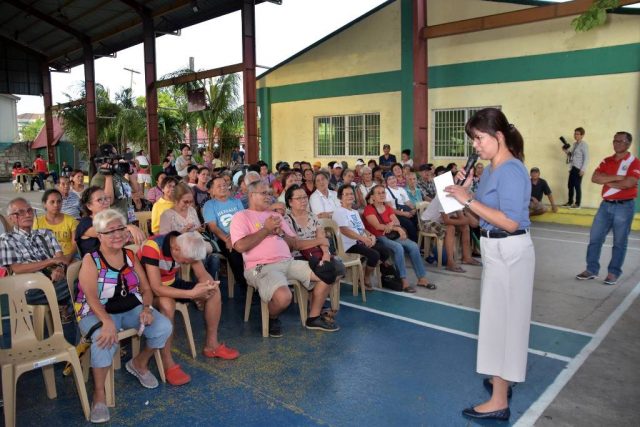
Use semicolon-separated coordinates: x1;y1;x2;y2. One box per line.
432;107;499;158
315;113;380;157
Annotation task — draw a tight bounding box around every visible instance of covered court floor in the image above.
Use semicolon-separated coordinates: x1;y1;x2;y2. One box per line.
2;187;638;426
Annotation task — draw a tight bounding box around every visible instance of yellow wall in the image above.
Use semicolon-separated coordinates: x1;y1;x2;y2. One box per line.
270;92;402;166
427;2;640;64
259;1;401;88
429;72;639;208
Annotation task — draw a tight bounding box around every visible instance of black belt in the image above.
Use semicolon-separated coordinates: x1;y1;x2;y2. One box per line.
480;229;527;238
603;199;633;204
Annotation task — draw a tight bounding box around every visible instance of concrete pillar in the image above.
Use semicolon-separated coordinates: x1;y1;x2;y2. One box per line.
143;11;160;165
41;62;55;162
413;0;428;165
83;42;98;161
242;0;258;164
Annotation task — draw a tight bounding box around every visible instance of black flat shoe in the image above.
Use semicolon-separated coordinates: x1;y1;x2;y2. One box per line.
483;378;513;399
462;406;510;420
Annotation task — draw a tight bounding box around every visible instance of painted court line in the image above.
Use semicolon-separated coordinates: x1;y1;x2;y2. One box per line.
532;226;640;242
372;288;594;337
514;279;640;426
340;301;572;363
531;235;640;251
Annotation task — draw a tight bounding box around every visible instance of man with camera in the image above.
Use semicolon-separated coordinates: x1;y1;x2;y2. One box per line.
90;144;136;223
562;127;589;209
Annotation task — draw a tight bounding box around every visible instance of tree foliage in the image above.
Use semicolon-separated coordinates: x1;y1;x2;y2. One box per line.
21;118;44;142
572;0;620;32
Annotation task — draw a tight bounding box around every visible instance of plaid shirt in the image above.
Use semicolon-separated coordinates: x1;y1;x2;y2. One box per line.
417;177;436;200
0;227;62;267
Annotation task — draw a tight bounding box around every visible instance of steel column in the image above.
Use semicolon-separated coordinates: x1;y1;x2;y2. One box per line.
83;42;98;161
41;62;55;162
242;0;258;164
413;0;428;165
142;11;160;165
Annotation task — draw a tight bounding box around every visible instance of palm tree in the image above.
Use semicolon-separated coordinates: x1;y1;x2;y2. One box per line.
160;69;243;160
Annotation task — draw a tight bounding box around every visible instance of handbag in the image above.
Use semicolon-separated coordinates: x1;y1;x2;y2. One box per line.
373;207;400;240
379;263;403;291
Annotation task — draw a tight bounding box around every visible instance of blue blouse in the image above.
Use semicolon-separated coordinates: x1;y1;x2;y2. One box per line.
475;158;531;231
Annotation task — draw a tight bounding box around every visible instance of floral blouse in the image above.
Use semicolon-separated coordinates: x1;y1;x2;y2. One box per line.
159;207;201;234
283;211;319;258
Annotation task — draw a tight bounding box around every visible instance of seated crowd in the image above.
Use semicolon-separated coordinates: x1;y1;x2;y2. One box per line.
1;143;496;423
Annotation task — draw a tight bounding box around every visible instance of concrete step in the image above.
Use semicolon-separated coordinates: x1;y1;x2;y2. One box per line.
531;205;640;231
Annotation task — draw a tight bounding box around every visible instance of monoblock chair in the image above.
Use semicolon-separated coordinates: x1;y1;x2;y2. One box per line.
66;260;165;407
0;273;90;427
176;264;198;359
416;202;444;268
318;218;366;304
244;280;309;337
134;211;152;238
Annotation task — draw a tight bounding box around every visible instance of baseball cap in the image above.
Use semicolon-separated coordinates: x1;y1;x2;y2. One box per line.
333;163;343;169
313;161;321;168
355;159;365;166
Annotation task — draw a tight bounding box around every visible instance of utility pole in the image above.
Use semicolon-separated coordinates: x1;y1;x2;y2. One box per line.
123;67;141;93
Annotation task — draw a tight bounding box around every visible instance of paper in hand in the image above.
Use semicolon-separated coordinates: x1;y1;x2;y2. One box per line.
434;173;465;214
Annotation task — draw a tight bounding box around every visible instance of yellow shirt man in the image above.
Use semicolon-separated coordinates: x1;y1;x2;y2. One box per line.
151;198;174;234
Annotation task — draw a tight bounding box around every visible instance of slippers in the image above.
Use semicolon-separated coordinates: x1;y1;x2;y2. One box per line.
417;282;437;290
402;287;417;293
445;266;466;273
462;259;482;266
165;364;191;386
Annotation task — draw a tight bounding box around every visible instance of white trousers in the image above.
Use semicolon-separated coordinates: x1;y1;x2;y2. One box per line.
477;232;535;383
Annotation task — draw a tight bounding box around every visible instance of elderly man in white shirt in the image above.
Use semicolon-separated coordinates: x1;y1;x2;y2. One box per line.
309;172;339;219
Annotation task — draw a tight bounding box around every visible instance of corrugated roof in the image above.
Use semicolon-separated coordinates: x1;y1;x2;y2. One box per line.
0;0;266;96
31;116;64;149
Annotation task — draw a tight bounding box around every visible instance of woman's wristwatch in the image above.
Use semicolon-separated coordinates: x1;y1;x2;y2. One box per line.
464;198;475;209
143;304;154;311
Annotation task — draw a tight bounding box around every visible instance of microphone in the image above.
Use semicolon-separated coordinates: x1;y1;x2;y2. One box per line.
455;153;478;185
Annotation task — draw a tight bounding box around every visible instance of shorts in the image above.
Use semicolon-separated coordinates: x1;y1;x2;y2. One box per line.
244;259;313;303
170;278;197;303
138;173;152;185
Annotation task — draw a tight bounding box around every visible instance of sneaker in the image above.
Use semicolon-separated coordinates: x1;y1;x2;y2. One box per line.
305;315;340;332
268;318;283;338
576;271;597;280
90;402;110;424
561;202;572;207
603;274;618;285
125;359;159;389
569;204;580;209
202;343;239;360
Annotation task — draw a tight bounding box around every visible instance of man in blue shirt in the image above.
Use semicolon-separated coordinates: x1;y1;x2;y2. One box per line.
203;177;247;295
378;144;397;171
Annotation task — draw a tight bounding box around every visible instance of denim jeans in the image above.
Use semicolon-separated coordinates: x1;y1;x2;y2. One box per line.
203;253;221;280
586;200;635;277
78;305;172;368
378;236;427;280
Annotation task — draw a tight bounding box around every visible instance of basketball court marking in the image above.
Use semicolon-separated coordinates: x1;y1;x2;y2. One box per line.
514;279;640;426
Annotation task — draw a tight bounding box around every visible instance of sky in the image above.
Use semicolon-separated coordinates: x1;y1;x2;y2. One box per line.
16;0;388;114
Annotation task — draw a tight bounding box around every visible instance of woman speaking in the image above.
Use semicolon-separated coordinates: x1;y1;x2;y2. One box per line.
446;108;534;421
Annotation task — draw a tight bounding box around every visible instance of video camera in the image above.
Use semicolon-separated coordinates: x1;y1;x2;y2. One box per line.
559;136;571;150
93;144;131;176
